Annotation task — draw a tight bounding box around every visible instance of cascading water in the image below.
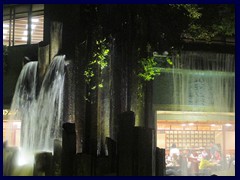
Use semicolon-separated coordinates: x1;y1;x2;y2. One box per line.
6;61;38;148
172;51;235;113
154;51;235;176
8;55;65;167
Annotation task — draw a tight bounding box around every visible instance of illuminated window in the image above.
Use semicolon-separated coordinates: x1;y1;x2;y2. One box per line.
3;4;44;46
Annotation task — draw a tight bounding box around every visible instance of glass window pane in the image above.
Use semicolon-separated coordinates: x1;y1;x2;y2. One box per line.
3;5;44;46
3;20;10;46
3;20;13;46
31;15;44;44
14;16;28;45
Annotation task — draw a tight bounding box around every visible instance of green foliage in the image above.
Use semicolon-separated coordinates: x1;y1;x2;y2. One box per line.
188;23;217;41
167;57;173;65
138;53;173;81
95;39;110;70
84;38;110;88
84;66;94;84
171;4;202;19
138;57;160;81
171;4;235;41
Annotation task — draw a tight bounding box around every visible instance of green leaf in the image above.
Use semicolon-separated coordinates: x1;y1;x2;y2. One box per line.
167;58;173;65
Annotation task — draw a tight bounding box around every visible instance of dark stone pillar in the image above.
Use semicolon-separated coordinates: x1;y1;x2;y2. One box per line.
156;147;166;176
74;153;93;176
63;60;75;124
95;156;111;176
61;123;76;176
33;152;53;176
106;137;117;173
52;139;62;176
74;42;86;154
110;39;121;141
145;81;154;129
117;111;135;176
50;21;62;62
37;41;49;97
133;127;155;176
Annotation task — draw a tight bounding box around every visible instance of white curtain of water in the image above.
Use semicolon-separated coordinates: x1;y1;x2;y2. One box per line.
172;51;235;113
9;55;65;154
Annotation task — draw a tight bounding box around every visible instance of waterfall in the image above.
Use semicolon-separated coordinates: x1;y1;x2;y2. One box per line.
9;55;65;154
172;51;235;113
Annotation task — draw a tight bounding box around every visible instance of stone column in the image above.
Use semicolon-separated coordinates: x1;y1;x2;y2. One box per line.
50;21;62;62
33;152;53;176
61;123;76;176
37;42;49;96
133;127;155;176
63;60;75;124
117;111;135;175
156;147;166;176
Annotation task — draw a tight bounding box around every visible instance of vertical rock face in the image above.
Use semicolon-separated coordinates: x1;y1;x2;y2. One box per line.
50;22;63;62
117;111;135;176
156;147;166;176
61;123;76;176
63;60;75;124
37;43;50;96
133;127;155;176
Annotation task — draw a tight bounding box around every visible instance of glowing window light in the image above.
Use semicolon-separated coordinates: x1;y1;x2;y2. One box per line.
181;124;187;126
3;36;6;39
224;123;232;127
3;24;9;28
23;31;33;35
31;18;39;23
211;124;216;127
25;24;36;29
22;37;27;41
188;123;194;126
3;29;8;34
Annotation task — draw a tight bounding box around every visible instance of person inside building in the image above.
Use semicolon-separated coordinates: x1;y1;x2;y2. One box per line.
201;148;209;159
166;143;181;175
188;150;200;175
209;142;219;159
199;154;216;176
170;143;180;157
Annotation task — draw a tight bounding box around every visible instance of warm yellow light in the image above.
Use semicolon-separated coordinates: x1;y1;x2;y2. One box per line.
31;18;39;22
25;24;36;29
22;37;27;41
3;109;9;115
3;24;9;28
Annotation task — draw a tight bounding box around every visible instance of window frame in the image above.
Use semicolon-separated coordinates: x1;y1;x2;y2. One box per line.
3;4;44;46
